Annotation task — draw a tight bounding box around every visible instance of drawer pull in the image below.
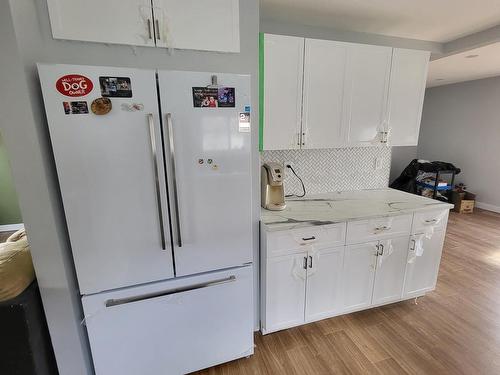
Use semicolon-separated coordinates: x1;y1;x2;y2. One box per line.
424;219;438;224
105;275;236;307
374;225;391;232
302;236;316;241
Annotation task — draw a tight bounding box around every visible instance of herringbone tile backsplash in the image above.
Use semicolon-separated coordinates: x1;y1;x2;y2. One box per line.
261;147;391;196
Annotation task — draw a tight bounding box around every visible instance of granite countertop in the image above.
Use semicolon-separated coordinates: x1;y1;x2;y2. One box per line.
261;188;454;231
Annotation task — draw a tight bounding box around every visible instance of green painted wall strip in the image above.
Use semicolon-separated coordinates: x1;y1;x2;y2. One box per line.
259;32;264;151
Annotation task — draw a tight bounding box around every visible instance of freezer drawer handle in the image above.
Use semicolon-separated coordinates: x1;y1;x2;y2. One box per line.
147;113;166;250
165;113;182;247
105;275;236;307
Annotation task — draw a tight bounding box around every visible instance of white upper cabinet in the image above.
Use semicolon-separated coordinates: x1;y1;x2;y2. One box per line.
263;34;304;150
302;39;348;149
260;33;430;150
152;0;240;52
47;0;240;52
388;48;430;146
345;44;392;145
47;0;156;47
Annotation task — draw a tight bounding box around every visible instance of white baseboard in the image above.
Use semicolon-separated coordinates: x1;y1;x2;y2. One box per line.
0;223;24;232
475;202;500;213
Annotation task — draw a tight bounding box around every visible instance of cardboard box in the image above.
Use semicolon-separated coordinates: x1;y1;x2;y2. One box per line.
452;191;475;214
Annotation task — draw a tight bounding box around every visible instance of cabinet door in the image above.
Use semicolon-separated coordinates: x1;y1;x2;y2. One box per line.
388;49;430;146
262;34;304;150
47;0;155;47
372;236;409;305
345;44;392;145
264;253;307;333
305;246;345;322
153;0;240;52
302;39;348;149
342;242;378;311
403;231;446;298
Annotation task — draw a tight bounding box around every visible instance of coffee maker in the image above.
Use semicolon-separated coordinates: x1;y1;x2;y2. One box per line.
261;162;286;211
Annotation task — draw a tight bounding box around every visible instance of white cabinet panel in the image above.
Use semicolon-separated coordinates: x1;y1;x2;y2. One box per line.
265;223;346;257
302;39;348;149
82;266;253;375
342;242;378;311
263;253;307;333
403;231;446;298
345;44;392;145
412;209;449;234
346;214;412;245
263;34;304;150
153;0;240;52
305;246;345;321
388;49;430;146
372;236;409;305
47;0;155;47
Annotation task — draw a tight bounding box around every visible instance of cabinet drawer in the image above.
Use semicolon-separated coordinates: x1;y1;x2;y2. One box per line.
266;223;346;257
346;214;412;244
412;209;449;234
82;266;253;375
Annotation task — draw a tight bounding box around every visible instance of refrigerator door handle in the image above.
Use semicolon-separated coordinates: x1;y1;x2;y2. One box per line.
105;275;236;307
147;113;166;250
165;113;182;247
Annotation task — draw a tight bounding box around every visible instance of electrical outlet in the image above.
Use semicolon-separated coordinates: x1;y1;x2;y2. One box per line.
374;157;382;170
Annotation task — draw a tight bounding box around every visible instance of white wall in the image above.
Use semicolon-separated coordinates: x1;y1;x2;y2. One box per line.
2;1;259;374
418;76;500;211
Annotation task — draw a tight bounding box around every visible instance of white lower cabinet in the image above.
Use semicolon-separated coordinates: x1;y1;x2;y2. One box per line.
342;241;378;311
305;246;345;322
83;266;253;375
372;236;410;305
261;210;449;335
403;230;446;298
263;253;307;333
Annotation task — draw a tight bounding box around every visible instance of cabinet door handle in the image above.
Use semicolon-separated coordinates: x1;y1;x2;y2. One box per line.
302;236;316;241
308;255;313;269
303;256;308;270
147;19;152;40
375;244;380;256
410;239;416;251
379;244;384;256
155;19;161;40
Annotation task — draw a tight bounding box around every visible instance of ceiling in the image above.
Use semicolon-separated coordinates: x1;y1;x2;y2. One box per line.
427;42;500;87
261;0;500;42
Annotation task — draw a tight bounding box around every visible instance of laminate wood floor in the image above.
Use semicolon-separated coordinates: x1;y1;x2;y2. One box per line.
195;209;500;375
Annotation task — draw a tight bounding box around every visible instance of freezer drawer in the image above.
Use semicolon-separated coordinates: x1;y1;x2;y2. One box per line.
82;265;254;375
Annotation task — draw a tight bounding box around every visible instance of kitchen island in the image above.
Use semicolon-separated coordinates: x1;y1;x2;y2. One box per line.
260;189;453;334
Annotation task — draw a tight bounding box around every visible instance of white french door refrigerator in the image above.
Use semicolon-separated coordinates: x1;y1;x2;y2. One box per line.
38;64;253;375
